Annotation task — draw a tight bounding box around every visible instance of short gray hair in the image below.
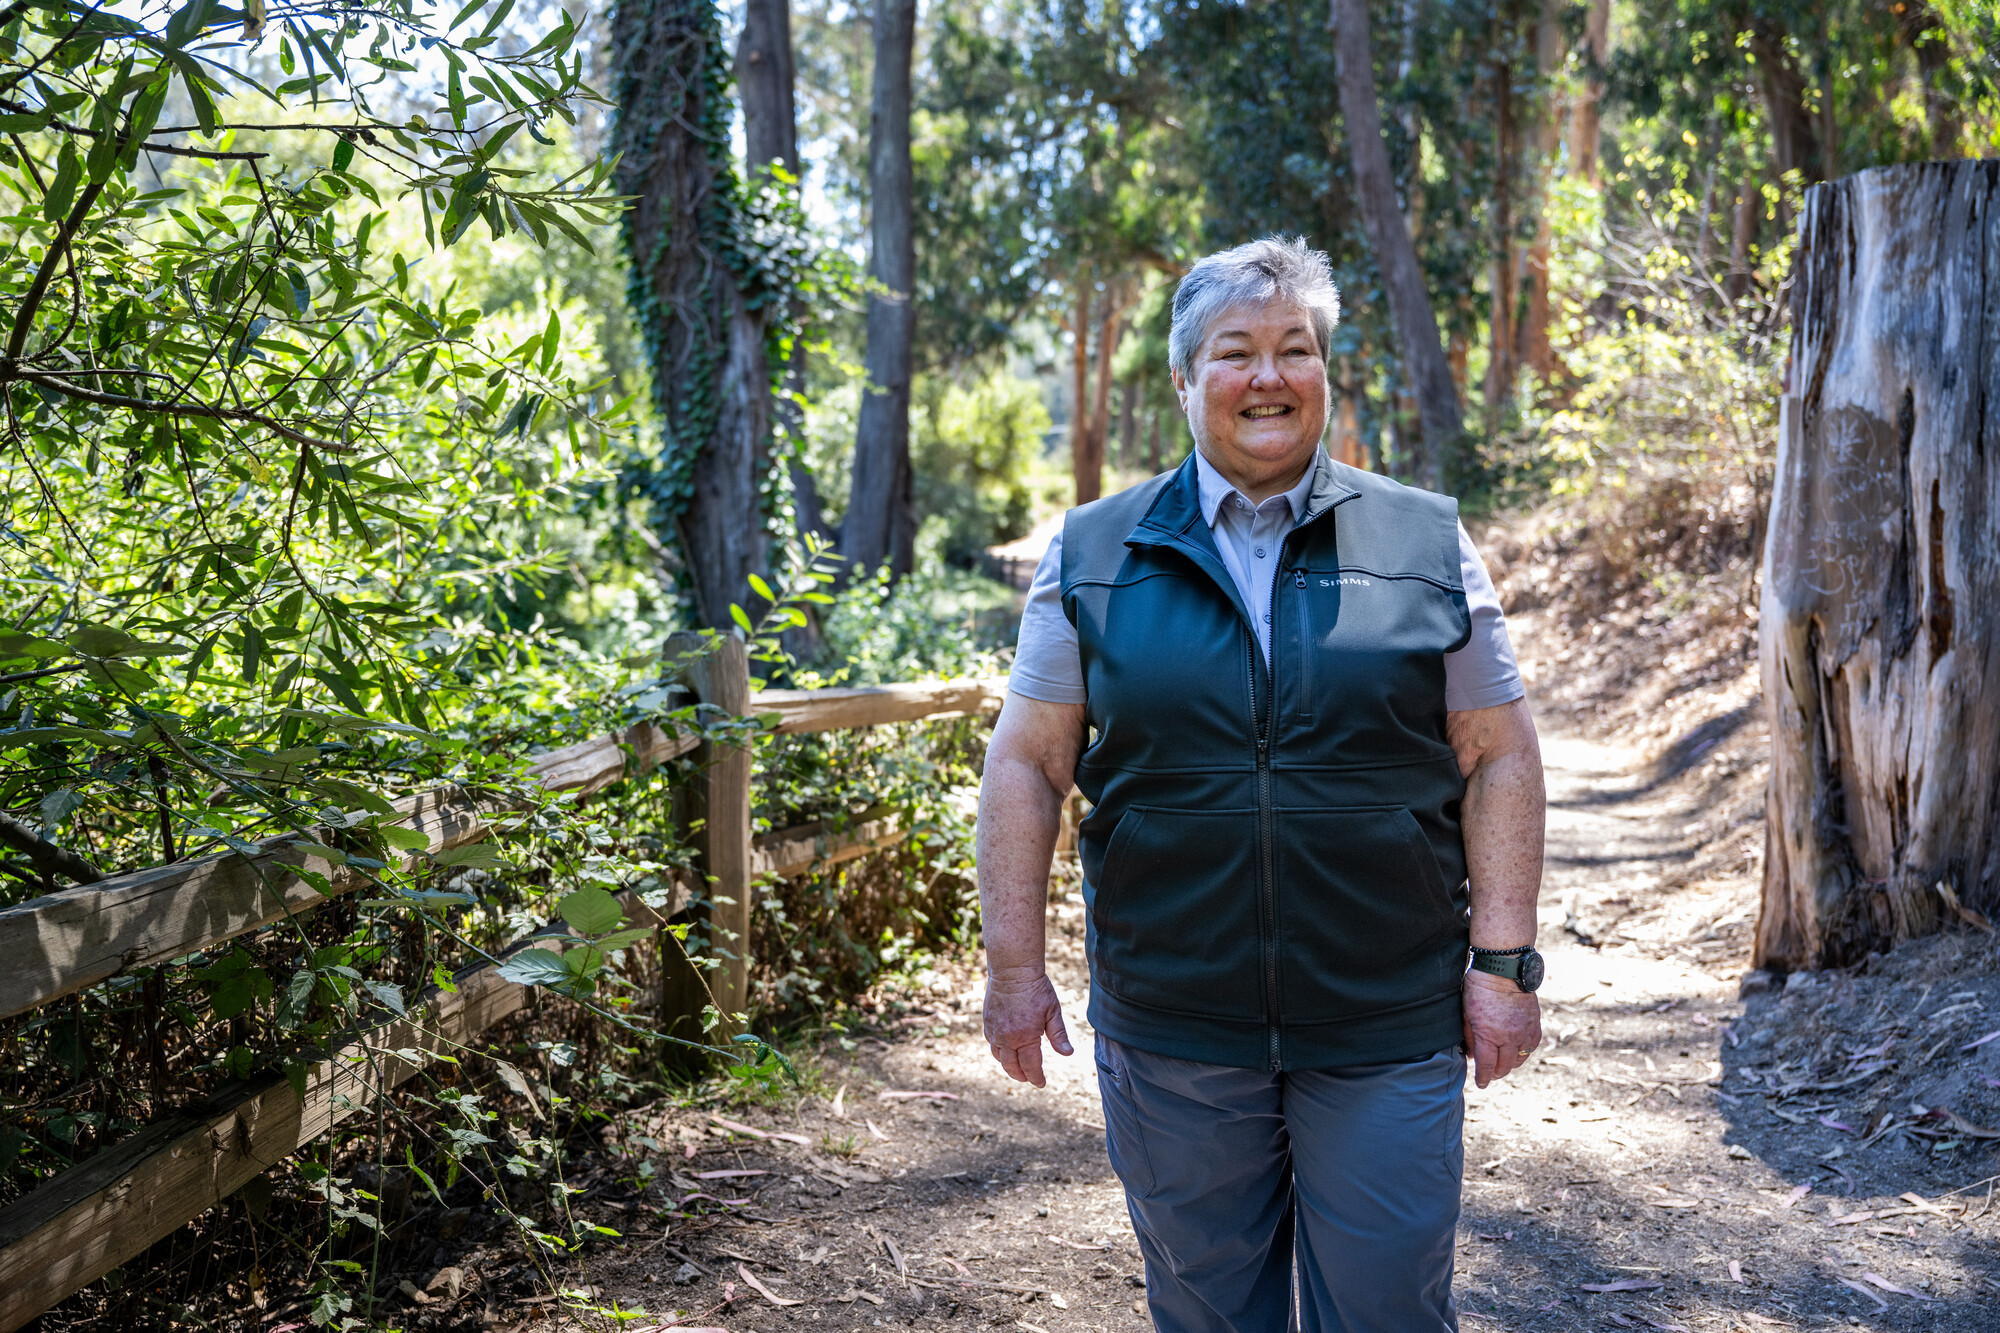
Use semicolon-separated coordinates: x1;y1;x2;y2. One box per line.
1168;235;1341;380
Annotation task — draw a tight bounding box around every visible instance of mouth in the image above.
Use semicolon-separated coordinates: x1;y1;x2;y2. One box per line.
1241;404;1293;419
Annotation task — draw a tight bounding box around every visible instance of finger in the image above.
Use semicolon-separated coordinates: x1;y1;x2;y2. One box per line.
1472;1036;1497;1089
1045;1006;1074;1057
1017;1038;1048;1088
993;1043;1027;1083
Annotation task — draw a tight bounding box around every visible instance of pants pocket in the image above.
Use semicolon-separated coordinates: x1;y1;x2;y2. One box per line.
1094;1036;1157;1197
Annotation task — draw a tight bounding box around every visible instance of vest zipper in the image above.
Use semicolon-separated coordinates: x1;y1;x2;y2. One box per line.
1256;550;1291;1071
1293;567;1311;718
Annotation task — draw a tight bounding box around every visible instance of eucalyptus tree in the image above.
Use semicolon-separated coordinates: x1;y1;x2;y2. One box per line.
845;0;918;578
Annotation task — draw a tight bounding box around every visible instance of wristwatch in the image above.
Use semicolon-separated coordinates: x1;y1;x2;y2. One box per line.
1469;945;1545;993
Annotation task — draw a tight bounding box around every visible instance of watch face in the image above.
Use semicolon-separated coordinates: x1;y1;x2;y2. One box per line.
1519;950;1546;993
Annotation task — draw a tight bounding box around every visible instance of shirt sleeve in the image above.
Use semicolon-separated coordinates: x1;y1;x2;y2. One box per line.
1006;531;1087;704
1444;522;1526;712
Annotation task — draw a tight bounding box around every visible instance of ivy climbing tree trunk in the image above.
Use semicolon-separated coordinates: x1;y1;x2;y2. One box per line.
845;0;919;579
1757;162;2000;972
1330;0;1462;492
614;0;775;629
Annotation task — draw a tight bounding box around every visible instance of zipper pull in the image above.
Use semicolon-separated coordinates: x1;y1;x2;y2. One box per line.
1293;569;1306;589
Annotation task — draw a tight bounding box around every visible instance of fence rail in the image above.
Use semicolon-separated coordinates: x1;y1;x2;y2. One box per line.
0;655;1008;1330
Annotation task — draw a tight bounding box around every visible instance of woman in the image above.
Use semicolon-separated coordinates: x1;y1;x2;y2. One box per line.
976;235;1545;1332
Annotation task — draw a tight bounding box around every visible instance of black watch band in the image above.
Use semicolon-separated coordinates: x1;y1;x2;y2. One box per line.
1469;946;1545;993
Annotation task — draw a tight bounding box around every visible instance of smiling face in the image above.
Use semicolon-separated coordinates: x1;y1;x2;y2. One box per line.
1172;300;1330;502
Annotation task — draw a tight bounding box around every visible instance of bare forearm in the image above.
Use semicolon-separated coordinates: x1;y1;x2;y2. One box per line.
976;755;1065;976
1462;741;1545;947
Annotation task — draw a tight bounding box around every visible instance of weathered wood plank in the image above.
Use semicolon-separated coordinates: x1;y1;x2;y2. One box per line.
0;879;684;1333
751;812;906;881
0;724;697;1023
684;636;754;1026
753;677;1005;734
0;675;994;1023
0;793;918;1329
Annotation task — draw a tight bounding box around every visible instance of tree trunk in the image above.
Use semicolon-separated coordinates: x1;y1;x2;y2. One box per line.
735;0;829;659
1329;0;1463;492
1568;0;1607;187
1330;357;1367;469
1117;380;1137;468
1484;37;1517;424
1899;2;1963;158
1757;161;2000;972
845;0;919;579
1746;18;1827;185
736;0;798;174
1069;278;1098;504
1517;0;1563;381
614;0;773;630
1146;409;1162;473
1727;172;1758;300
1083;284;1129;498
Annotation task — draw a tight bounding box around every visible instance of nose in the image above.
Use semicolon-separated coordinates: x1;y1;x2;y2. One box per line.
1248;358;1287;390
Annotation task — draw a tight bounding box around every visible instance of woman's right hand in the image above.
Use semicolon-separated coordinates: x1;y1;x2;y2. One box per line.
983;967;1073;1087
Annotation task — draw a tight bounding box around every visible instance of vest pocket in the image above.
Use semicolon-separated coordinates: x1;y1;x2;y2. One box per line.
1271;805;1463;1023
1089;805;1265;1020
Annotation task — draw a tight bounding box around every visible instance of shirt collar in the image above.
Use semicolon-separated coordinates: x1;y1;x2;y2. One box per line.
1193;447;1326;528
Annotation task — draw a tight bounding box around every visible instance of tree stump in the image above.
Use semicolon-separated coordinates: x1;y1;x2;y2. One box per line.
1758;161;2000;972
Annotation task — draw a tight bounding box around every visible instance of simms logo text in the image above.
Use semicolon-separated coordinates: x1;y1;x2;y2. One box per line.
1318;576;1372;588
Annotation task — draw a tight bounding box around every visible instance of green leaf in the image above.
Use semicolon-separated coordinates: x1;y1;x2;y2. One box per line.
43;139;80;222
331;136;354;172
747;573;776;604
0;630;70;661
594;926;654;952
432;842;504;869
377;825;431;852
558;886;623;936
0;113;50;133
285;264;310;313
363;980;405;1016
538;306;560;375
729;603;754;634
163;0;216;49
39;787;83;836
292;841;349;866
494;947;568;988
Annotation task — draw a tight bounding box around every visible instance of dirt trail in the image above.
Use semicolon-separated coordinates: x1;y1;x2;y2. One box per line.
554;717;2000;1333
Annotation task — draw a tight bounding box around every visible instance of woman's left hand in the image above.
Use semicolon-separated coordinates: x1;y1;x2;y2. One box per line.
1462;969;1543;1088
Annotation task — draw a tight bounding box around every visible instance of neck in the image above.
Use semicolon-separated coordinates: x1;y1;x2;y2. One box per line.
1197;444;1316;505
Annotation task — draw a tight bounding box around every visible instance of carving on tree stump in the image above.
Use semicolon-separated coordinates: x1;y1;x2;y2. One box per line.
1758;161;2000;971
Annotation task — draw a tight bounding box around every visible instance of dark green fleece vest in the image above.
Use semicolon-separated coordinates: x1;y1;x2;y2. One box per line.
1061;452;1472;1070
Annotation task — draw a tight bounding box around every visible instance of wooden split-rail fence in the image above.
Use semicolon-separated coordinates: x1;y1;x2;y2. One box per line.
0;632;1007;1330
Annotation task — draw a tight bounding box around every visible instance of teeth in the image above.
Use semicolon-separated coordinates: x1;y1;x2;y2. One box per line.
1244;405;1288;418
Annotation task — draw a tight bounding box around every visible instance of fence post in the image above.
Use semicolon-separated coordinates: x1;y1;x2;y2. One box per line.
662;632;754;1047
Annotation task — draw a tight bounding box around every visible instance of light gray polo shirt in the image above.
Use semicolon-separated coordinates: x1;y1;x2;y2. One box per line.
1009;449;1525;711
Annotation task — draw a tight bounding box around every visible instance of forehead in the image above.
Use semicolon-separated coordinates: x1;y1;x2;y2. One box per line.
1202;300;1318;348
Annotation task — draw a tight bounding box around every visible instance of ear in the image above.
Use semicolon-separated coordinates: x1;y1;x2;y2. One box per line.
1171;364;1189;411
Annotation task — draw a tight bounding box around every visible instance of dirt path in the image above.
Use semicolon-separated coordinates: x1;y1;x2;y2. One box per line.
555;719;2000;1333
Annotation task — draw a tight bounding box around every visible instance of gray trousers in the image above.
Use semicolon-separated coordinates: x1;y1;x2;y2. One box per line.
1095;1034;1465;1333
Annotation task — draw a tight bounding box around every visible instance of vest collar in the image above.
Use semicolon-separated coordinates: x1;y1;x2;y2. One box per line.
1126;450;1361;550
1121;451;1363;631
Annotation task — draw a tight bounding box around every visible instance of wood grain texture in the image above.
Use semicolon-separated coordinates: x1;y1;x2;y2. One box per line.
0;676;990;1022
751;811;906;881
684;635;754;1023
0;724;696;1023
0;880;684;1332
753;677;1004;734
1758;161;2000;969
